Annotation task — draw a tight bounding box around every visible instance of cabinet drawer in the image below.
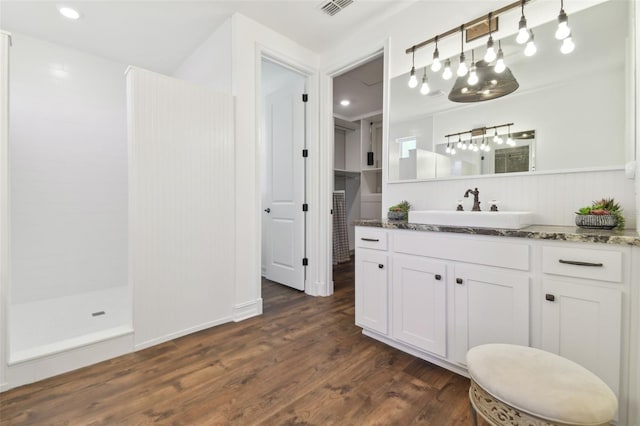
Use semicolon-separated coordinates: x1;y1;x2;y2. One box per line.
356;227;388;251
542;246;622;283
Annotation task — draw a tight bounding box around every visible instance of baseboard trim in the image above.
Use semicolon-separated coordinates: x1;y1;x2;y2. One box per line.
233;299;262;322
134;316;233;351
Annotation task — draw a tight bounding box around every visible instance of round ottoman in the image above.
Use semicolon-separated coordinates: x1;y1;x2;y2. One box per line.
466;344;617;426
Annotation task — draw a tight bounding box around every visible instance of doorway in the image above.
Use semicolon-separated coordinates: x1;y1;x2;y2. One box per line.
260;58;308;291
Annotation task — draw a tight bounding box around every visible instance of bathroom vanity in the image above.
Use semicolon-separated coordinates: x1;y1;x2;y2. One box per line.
354;220;640;423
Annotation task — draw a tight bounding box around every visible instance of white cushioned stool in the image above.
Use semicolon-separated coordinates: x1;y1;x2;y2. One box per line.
466;344;617;426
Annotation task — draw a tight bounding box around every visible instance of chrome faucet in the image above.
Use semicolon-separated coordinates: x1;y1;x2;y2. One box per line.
464;188;481;211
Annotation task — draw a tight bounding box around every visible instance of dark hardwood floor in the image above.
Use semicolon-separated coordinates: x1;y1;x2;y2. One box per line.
0;258;471;425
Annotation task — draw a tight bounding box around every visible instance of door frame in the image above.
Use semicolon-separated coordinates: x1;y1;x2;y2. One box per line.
319;40;389;296
256;45;316;295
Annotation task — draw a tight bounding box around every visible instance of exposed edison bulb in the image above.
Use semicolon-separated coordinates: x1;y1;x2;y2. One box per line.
555;10;570;40
461;141;468;150
494;49;506;73
493;134;503;144
450;147;456;155
507;136;515;146
467;66;478;85
473;143;479;152
445;144;451;154
457;138;462;149
485;144;491;152
442;59;452;80
484;37;496;63
420;74;430;95
408;67;418;88
524;33;537;57
457;52;468;77
561;36;575;54
431;49;442;72
516;16;530;44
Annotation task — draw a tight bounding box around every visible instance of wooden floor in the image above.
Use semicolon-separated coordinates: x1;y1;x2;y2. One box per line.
0;258;471;425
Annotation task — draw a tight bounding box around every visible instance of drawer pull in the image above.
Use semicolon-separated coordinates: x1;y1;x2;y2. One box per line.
559;259;604;267
378;264;384;269
545;293;556;302
361;238;380;242
435;274;442;281
456;278;463;285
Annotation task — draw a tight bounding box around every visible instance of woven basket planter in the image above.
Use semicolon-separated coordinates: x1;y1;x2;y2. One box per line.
575;214;617;230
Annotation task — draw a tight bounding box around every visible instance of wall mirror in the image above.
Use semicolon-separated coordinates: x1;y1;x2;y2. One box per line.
388;0;629;182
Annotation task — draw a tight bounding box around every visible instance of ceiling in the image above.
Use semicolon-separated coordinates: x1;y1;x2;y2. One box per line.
0;0;412;75
333;55;383;121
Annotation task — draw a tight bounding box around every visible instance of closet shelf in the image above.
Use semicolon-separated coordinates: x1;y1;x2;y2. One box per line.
334;169;361;177
361;168;382;173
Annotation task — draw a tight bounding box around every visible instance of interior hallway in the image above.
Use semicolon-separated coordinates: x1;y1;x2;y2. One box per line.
0;259;471;425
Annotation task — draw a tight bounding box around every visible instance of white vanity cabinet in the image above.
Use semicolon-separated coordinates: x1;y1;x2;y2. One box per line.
452;265;530;365
540;244;624;399
392;255;447;356
355;228;389;335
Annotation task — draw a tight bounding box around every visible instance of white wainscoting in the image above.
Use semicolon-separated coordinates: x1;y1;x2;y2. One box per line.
127;67;236;349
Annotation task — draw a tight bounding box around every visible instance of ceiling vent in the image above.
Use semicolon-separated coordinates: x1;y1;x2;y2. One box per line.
319;0;354;17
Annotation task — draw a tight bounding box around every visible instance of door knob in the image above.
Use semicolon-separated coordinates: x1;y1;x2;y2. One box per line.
264;208;271;213
435;274;442;281
545;294;556;302
456;278;463;285
378;264;384;269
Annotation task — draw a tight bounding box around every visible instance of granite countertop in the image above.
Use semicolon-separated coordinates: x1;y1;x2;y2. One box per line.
353;219;640;247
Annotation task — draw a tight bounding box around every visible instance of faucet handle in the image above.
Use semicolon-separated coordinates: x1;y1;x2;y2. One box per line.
456;200;464;211
490;200;500;212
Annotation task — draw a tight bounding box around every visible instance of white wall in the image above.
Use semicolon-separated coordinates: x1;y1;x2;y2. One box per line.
173;19;232;94
9;33;128;303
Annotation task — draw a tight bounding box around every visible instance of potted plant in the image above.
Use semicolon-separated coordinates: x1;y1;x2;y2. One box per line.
575;198;625;230
388;200;412;221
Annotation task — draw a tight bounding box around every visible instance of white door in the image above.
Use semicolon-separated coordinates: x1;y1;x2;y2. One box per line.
263;79;305;290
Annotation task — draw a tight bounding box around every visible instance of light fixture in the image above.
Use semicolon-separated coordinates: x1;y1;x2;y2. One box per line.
445;136;451;153
561;34;575;54
457;26;468;77
484;141;491;152
462;139;468;150
340;99;350;106
493;128;503;144
516;0;530;44
484;13;497;62
408;47;418;88
468;50;479;85
58;6;80;20
457;135;463;149
506;125;515;145
431;36;442;72
449;60;519;102
442;59;453;80
524;30;537;57
473;140;479;152
555;0;571;40
451;147;457;155
494;41;506;73
420;67;430;95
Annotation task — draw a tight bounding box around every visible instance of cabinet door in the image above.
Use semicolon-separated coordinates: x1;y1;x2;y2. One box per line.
392;256;447;357
541;279;621;396
454;266;530;364
355;249;389;335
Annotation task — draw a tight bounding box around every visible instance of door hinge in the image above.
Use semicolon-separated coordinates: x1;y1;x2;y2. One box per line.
330;209;333;215
302;149;308;158
302;203;308;212
302;258;308;266
302;93;308;103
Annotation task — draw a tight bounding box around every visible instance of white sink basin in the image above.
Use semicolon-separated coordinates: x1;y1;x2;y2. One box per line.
408;210;534;230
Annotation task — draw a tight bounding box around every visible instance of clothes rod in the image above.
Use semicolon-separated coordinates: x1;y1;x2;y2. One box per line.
405;0;529;55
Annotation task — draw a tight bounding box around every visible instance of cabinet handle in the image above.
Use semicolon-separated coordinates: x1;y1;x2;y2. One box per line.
378;264;384;269
435;274;442;281
558;259;603;267
456;278;463;285
361;238;380;242
545;293;556;302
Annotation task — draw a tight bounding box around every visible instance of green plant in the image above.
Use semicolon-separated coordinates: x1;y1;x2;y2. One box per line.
576;198;625;230
389;200;412;213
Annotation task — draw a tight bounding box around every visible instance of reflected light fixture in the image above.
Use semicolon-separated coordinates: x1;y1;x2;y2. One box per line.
561;33;575;54
493;128;503;144
457;135;463;149
58;6;80;19
524;30;537;56
506;125;515;145
445;136;451;153
431;36;442;72
408;47;418;88
340;99;350;106
420;67;430;95
516;0;530;44
484;13;497;63
442;59;453;80
494;41;506;73
468;50;479;85
555;0;571;40
457;26;468;77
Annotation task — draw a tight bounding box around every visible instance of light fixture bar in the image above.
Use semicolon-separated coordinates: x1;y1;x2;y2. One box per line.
404;0;529;55
444;122;514;139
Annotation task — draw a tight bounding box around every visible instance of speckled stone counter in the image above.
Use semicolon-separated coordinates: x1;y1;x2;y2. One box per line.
353;219;640;247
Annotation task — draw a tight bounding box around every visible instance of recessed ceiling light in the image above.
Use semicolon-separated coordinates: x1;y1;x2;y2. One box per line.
58;6;80;20
340;99;350;106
